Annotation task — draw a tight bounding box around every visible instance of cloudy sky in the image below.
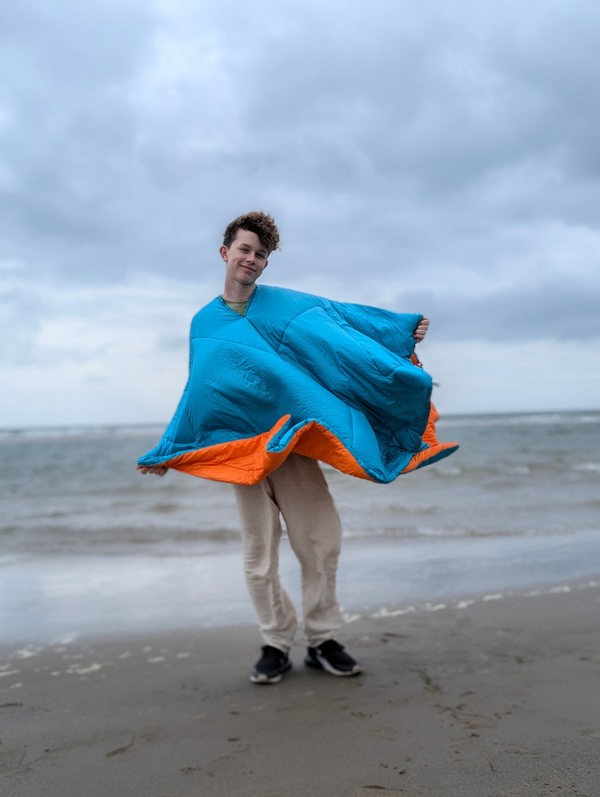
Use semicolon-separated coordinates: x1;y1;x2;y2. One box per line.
2;0;599;428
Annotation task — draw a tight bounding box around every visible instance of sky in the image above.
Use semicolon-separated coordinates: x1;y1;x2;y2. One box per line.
2;0;600;428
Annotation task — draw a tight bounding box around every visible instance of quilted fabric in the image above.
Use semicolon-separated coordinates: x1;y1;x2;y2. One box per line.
138;285;458;484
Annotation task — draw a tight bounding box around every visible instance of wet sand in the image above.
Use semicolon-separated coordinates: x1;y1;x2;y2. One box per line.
2;584;599;797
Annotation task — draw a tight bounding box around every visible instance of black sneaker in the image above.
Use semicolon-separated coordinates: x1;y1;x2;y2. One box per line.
250;645;292;684
304;639;362;676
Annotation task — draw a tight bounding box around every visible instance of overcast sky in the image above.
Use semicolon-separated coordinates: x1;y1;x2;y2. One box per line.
2;0;600;428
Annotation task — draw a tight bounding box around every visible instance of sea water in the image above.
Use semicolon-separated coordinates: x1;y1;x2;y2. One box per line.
1;411;599;643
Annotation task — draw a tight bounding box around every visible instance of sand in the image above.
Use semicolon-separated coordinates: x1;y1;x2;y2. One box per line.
2;584;599;797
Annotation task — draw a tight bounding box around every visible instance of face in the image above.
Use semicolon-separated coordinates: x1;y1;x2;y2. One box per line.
220;229;269;293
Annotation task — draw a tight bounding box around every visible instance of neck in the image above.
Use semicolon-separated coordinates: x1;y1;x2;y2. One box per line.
222;281;256;303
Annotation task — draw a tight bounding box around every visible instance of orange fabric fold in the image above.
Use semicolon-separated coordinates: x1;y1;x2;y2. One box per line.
161;415;371;484
401;402;458;473
161;402;457;484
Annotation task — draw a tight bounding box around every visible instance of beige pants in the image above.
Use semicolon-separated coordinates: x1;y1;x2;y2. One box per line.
233;454;342;652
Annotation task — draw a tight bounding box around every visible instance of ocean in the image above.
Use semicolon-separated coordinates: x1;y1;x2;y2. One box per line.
1;411;599;645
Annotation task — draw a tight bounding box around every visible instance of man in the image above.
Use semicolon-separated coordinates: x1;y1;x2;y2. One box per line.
139;211;439;685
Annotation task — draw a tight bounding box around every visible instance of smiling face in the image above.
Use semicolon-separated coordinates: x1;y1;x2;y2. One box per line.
220;229;269;301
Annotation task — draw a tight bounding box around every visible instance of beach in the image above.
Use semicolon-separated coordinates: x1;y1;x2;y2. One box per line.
2;411;600;795
2;584;599;797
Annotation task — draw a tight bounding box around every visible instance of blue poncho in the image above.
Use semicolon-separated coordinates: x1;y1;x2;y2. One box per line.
138;285;458;484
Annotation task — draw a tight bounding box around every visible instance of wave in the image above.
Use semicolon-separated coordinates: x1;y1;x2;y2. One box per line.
342;525;600;541
573;462;600;473
2;410;598;443
439;410;600;429
0;424;166;444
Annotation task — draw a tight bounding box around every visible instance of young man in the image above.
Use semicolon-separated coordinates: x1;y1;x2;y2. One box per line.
140;211;435;684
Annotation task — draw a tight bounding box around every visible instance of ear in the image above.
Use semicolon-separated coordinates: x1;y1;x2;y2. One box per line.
219;245;229;262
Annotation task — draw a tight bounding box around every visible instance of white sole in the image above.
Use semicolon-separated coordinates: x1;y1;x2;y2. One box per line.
307;653;362;676
250;661;292;684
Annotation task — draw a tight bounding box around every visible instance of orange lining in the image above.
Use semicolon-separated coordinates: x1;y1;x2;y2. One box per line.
161;403;458;484
162;415;372;484
162;415;291;484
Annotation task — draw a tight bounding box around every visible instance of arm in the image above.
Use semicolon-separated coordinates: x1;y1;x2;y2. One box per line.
137;310;206;476
331;301;422;357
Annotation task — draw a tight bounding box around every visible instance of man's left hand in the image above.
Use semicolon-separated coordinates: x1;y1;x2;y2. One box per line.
414;317;430;342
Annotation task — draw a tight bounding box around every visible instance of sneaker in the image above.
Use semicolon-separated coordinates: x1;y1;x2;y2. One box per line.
304;639;362;676
250;645;292;684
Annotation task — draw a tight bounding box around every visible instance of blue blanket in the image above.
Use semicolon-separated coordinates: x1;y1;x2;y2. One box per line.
138;285;458;483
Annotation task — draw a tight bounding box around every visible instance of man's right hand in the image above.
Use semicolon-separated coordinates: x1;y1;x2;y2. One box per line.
137;465;169;477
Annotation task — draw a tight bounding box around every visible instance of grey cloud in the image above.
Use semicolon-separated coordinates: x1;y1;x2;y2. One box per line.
395;278;600;343
2;0;600;340
1;286;44;364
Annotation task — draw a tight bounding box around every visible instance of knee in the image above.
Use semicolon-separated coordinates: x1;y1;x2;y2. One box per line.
244;540;279;581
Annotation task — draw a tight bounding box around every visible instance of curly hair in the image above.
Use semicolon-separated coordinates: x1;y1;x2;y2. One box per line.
222;211;280;254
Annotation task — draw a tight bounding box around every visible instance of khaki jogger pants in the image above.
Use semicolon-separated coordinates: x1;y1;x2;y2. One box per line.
233;454;342;652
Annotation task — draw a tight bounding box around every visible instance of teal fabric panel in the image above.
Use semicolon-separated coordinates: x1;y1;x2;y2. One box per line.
138;285;436;482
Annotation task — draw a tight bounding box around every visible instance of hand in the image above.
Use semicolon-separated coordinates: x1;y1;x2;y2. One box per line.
137;465;169;477
414;317;430;343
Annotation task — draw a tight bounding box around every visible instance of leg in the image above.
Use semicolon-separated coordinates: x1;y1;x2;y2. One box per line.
267;455;342;647
233;476;298;652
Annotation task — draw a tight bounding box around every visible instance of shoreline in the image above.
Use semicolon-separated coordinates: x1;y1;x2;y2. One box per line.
2;585;599;796
3;530;600;647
